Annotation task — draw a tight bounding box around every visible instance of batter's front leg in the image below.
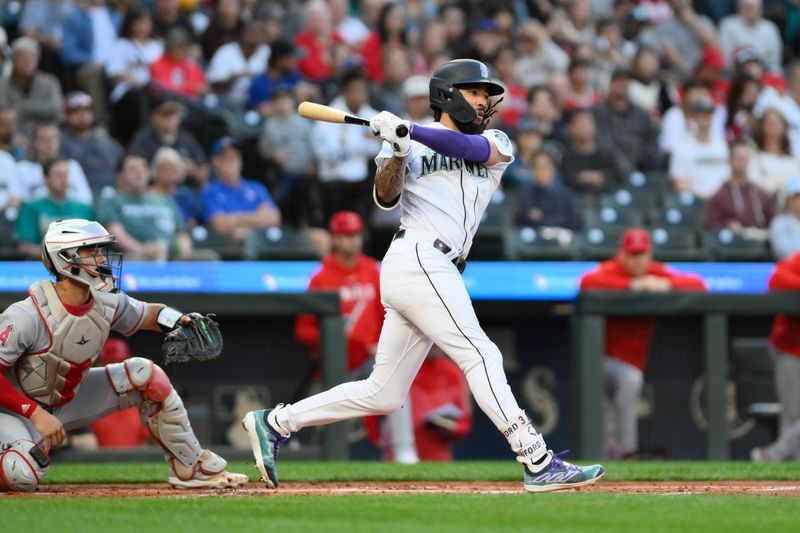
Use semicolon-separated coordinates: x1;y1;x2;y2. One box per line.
276;307;432;433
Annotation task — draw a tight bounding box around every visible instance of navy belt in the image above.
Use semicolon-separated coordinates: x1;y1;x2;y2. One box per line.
393;229;467;273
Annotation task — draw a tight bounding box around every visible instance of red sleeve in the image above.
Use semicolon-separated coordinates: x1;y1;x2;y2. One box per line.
0;372;37;418
185;62;207;98
579;262;632;290
769;256;800;289
668;273;707;290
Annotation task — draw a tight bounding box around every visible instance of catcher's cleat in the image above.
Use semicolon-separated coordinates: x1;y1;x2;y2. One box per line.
168;450;248;489
523;450;604;493
242;408;289;488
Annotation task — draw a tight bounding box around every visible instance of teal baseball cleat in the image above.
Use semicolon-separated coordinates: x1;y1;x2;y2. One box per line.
242;408;289;488
523;450;605;493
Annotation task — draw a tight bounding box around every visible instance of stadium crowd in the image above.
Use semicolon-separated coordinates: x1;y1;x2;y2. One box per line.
1;0;800;262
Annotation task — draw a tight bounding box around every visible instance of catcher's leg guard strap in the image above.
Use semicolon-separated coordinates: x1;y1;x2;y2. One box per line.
0;440;50;492
105;357;173;409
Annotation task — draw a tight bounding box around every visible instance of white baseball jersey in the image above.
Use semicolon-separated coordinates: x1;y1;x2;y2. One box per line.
374;123;514;259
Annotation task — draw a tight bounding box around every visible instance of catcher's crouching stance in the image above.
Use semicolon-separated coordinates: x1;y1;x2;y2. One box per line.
0;219;246;492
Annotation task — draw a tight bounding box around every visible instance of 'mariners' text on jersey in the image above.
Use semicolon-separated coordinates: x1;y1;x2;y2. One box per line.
420;153;489;179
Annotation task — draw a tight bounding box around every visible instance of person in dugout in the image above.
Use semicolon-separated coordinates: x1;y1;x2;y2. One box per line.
579;228;706;460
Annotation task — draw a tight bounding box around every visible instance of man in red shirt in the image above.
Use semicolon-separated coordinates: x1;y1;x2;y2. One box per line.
752;252;800;462
579;228;706;459
295;210;419;463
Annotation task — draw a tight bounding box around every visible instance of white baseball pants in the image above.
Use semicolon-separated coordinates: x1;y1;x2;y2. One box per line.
277;228;522;435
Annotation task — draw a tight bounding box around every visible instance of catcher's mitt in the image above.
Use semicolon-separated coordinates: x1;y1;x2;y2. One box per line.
162;313;223;366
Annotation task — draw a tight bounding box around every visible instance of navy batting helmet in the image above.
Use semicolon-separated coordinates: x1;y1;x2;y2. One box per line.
429;59;504;133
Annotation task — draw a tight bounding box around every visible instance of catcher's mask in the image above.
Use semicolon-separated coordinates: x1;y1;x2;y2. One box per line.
41;219;123;293
429;59;504;134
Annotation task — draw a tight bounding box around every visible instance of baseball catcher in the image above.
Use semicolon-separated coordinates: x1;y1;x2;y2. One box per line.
0;219;247;492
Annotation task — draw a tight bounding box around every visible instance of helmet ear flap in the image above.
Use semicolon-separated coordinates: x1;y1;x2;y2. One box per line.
41;242;57;275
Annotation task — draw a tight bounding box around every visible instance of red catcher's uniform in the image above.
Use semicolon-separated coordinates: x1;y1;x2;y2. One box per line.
295;253;384;371
770;253;800;356
91;408;150;448
579;257;706;370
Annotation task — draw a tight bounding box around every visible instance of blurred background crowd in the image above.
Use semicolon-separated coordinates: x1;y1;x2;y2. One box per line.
2;0;800;262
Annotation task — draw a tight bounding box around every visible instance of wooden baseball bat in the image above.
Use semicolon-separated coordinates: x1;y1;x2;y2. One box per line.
298;101;409;137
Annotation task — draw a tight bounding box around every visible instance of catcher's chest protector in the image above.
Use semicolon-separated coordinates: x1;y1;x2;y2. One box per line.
16;281;114;407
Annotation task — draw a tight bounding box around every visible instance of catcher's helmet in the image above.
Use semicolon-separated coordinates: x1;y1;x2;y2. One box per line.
41;219;123;292
429;59;504;132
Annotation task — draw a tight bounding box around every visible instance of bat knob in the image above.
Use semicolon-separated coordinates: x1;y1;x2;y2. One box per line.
396;124;409;138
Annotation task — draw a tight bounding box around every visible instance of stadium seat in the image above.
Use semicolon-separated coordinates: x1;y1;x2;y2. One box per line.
471;191;517;260
576;226;627;260
648;227;706;261
649;206;703;229
503;226;575;260
663;191;705;211
600;188;660;211
584;206;646;229
627;170;670;192
190;226;245;260
252;227;321;261
704;229;770;261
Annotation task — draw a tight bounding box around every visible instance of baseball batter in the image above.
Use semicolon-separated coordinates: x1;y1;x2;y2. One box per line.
244;59;604;492
0;219;247;492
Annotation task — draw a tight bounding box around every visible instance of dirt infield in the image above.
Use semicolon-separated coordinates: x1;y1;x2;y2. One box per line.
3;481;800;498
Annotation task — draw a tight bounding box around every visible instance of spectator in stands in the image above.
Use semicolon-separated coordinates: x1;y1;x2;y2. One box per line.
660;81;725;155
0;107;27;161
627;46;666;118
150;146;199;228
60;0;120;121
14;156;94;259
724;74;762;143
128;100;209;185
0;142;18;210
517;151;579;231
492;45;527;131
361;2;409;84
259;87;319;229
200;0;243;62
16;122;93;205
751;251;800;463
207;20;270;108
769;177;800;259
370;47;412;117
694;46;731;105
294;0;336;85
150;27;207;100
330;0;370;51
525;85;568;160
561;108;623;195
704;141;774;235
151;0;197;42
514;19;569;88
18;0;70;76
98;152;191;261
649;0;717;77
669;96;731;200
248;38;306;117
719;0;782;71
90;339;151;448
563;59;603;111
311;68;380;225
594;68;660;174
106;6;163;147
0;37;63;139
60;91;124;196
748;108;799;198
579;228;706;459
472;18;502;64
401;75;434;124
441;3;477;59
591;18;628;94
201;137;281;242
505;118;544;189
548;0;596;50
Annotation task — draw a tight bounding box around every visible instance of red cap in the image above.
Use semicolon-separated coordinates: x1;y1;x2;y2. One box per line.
621;228;652;254
329;211;364;234
700;47;725;71
101;338;131;364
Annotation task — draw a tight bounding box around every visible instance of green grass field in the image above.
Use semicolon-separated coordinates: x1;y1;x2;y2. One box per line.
1;461;799;533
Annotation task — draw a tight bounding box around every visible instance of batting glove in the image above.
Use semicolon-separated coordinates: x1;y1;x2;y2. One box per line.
373;111;411;157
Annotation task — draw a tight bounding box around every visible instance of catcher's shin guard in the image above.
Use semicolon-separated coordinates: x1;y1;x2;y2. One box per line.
106;357;202;467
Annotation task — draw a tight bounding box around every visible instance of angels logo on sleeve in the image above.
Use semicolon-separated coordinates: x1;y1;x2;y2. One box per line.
0;324;11;346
